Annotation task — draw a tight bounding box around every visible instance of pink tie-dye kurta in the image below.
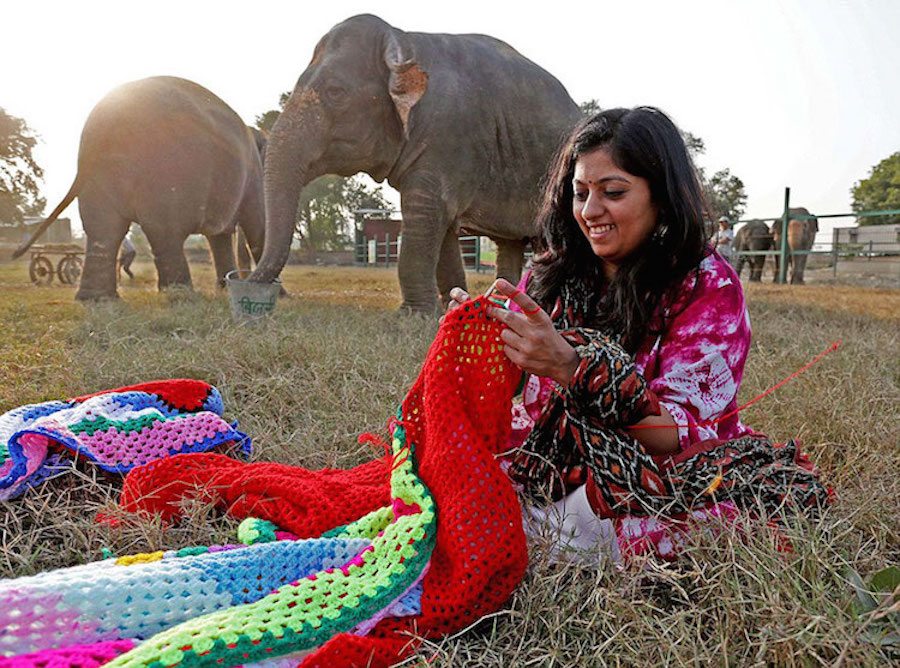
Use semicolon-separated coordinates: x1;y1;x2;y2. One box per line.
508;250;758;560
509;250;756;455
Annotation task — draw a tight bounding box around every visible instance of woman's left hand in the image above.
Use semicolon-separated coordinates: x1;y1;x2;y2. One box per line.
485;279;580;386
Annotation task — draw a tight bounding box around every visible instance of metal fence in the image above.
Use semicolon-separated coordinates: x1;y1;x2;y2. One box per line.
355;232;491;272
732;187;900;282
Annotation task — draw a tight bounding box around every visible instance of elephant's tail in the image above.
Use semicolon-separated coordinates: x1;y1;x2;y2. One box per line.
11;174;81;259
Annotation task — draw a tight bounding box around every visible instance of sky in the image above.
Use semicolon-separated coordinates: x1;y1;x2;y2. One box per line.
4;0;899;240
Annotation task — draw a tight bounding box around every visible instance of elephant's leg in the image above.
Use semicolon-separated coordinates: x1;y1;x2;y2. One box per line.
235;229;253;272
747;258;759;282
495;238;527;286
397;176;448;315
734;253;745;280
791;253;807;284
74;200;128;301
142;225;192;291
236;185;265;266
435;226;467;309
207;233;237;288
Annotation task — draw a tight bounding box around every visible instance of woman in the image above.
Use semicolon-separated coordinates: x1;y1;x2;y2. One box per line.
450;107;827;561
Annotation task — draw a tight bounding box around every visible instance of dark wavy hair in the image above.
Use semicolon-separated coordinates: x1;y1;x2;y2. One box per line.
530;106;708;352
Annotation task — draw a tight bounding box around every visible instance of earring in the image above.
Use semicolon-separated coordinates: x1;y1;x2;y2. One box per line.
652;223;669;243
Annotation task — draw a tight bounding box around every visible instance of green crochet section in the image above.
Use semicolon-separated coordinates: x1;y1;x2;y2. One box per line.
69;412;163;436
107;417;436;668
237;517;279;545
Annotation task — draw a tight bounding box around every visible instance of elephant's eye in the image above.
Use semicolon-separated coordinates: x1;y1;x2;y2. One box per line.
322;84;349;104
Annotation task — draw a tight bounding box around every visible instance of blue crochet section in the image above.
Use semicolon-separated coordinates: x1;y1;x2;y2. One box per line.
391;581;424;617
12;400;71;424
202;387;224;415
198;538;371;605
0;537;371;652
104;391;224;418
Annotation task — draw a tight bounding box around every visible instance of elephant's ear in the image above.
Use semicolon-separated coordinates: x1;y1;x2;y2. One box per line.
383;31;428;138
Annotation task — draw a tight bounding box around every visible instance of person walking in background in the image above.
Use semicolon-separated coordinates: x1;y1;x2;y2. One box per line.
119;234;136;279
714;215;735;264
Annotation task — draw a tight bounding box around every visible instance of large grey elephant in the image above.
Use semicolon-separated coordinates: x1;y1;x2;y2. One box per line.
13;76;266;300
771;207;818;284
733;219;773;282
250;14;582;313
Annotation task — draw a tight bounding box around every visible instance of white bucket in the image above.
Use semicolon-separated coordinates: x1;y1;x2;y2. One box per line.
225;270;281;322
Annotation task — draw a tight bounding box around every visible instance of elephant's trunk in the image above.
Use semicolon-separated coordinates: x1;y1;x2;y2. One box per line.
250;91;326;283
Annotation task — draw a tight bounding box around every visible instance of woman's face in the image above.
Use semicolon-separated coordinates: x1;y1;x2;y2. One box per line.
572;147;658;277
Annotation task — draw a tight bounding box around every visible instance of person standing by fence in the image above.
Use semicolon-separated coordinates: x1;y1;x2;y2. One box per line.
714;216;735;264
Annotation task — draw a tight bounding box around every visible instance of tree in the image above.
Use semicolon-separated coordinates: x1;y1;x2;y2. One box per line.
851;152;900;225
703;168;747;222
0;108;45;224
681;129;746;223
682;131;705;160
254;92;292;133
297;175;391;251
255;94;391;251
579;99;601;117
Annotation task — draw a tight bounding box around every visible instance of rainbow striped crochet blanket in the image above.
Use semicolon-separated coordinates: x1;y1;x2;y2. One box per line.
1;298;525;667
0;379;250;500
0;419;433;668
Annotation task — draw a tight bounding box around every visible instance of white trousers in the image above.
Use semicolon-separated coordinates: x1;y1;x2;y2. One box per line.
522;484;622;566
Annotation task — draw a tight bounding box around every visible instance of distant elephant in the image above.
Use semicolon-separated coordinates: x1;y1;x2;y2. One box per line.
733;219;773;282
771;207;818;284
13;76;266;300
250;14;582;313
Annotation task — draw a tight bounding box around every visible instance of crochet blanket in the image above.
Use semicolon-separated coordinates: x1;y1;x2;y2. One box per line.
1;297;526;667
0;380;250;500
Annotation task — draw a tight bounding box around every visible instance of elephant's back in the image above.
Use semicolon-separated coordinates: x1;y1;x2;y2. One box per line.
79;76;254;170
76;77;259;230
413;32;579;130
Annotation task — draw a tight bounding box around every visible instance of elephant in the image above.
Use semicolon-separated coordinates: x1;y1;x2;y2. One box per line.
13;76;266;300
250;14;582;313
771;207;818;284
733;219;774;282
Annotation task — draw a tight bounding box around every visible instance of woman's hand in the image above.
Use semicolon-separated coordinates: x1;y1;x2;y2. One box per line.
447;287;470;313
485;279;580;386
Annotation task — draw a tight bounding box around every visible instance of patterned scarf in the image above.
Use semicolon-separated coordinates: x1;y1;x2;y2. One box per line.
508;274;830;520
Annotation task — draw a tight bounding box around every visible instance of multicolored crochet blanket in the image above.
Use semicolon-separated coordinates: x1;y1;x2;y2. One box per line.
0;380;250;500
1;298;526;667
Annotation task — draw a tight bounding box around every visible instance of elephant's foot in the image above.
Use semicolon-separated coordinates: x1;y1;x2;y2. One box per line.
398;300;441;317
161;284;198;303
75;287;120;301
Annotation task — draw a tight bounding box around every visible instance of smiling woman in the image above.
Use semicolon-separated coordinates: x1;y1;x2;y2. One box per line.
449;106;830;563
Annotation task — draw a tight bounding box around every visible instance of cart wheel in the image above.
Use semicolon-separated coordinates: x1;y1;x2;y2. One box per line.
29;256;54;285
57;255;83;285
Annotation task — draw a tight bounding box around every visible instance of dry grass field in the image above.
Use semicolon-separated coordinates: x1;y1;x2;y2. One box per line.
0;258;897;666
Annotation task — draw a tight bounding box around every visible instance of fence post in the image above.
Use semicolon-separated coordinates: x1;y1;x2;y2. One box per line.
832;227;839;277
778;187;791;284
384;234;390;267
868;239;873;261
475;236;482;273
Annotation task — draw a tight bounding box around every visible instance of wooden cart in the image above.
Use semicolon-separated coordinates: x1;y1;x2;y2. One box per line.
28;243;85;286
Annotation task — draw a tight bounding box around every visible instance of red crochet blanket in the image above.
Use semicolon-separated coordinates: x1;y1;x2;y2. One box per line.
119;297;528;666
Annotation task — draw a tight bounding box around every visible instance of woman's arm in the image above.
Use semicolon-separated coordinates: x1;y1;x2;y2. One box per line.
485;280;679;455
642;258;751;449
